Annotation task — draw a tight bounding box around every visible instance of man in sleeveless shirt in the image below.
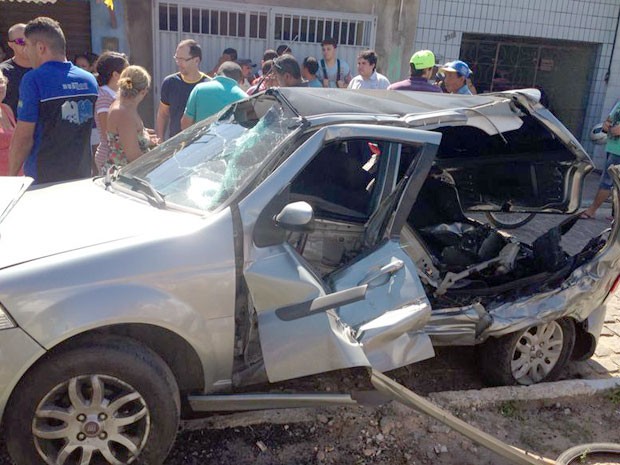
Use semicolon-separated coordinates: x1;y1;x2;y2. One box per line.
316;37;352;88
156;39;209;141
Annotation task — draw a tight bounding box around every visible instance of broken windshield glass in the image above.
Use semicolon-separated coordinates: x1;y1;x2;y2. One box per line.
120;99;301;212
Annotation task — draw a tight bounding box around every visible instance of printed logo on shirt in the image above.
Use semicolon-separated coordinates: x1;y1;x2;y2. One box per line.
61;99;94;125
62;82;91;91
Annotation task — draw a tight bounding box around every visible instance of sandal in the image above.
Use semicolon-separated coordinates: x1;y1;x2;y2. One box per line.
579;211;595;220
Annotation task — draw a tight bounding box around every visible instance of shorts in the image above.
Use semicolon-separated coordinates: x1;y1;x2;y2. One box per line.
599;152;620;190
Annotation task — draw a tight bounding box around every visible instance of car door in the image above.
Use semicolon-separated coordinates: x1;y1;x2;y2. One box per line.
237;124;441;383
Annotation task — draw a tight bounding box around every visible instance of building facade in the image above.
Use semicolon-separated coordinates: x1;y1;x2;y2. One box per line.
1;0;619;168
410;0;620;167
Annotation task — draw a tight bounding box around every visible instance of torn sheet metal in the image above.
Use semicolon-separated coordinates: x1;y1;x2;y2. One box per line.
356;301;435;371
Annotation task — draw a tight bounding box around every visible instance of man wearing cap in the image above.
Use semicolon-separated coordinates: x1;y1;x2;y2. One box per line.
181;61;247;129
388;50;441;93
440;60;473;95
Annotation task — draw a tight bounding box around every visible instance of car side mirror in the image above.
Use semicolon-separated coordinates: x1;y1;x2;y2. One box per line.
274;201;314;232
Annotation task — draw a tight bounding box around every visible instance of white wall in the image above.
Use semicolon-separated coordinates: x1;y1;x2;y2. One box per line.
413;0;620;168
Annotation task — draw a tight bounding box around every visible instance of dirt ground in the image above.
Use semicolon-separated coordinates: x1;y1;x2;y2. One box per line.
166;389;620;465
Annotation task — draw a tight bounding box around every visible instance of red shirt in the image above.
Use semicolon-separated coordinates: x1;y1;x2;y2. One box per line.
0;103;17;176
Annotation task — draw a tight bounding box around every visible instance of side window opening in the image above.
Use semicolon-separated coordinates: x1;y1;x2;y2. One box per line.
289;140;381;221
285;139;419;278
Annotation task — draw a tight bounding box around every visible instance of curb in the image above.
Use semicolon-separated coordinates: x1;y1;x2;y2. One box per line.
182;377;620;432
427;377;620;409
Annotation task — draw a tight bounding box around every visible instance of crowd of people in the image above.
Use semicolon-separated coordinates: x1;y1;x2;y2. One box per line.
0;14;515;187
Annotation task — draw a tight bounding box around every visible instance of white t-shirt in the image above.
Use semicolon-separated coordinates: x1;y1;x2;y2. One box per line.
348;71;391;90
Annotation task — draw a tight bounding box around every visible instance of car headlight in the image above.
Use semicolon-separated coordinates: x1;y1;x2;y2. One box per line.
0;303;16;330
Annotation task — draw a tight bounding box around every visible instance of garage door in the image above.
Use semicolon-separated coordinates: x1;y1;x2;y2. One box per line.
0;0;92;62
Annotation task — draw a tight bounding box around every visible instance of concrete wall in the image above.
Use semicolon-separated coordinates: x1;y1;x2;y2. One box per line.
90;0;129;56
411;0;620;168
124;0;155;127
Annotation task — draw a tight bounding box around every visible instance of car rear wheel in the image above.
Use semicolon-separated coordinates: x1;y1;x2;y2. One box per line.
478;318;576;386
4;336;180;465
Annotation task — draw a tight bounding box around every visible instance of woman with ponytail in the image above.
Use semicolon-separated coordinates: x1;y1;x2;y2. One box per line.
103;65;158;171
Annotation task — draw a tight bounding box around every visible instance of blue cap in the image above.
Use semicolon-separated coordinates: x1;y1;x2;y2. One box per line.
440;60;472;78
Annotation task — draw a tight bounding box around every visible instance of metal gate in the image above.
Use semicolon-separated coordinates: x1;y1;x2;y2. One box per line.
460;34;597;137
154;0;376;98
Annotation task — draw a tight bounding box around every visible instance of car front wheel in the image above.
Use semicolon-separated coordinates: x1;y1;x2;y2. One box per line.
4;336;180;465
478;318;576;386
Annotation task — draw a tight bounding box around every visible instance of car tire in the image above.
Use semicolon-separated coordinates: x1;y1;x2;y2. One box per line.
555;443;620;464
478;318;576;386
4;336;180;465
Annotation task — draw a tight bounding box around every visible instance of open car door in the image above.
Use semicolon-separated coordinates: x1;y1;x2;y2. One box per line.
429;90;593;214
238;124;441;383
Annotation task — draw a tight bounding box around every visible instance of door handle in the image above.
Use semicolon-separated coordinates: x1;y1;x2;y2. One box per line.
358;259;405;287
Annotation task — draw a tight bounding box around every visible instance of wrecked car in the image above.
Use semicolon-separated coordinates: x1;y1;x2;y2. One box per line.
0;87;617;465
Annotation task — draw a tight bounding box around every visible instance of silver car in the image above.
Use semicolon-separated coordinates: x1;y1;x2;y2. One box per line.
0;88;617;465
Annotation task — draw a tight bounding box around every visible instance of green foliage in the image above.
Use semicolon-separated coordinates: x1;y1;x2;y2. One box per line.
608;388;620;405
498;400;520;419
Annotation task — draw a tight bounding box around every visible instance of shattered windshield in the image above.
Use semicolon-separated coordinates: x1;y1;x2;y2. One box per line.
118;96;301;212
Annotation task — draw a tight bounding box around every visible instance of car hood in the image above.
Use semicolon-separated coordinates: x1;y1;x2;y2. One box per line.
0;178;200;269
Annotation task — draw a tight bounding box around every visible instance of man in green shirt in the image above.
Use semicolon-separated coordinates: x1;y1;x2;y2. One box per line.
581;100;620;219
181;62;247;129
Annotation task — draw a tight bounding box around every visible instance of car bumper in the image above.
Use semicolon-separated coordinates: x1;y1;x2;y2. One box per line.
0;328;45;422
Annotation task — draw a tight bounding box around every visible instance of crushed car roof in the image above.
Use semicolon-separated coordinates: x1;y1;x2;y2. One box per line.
272;87;541;118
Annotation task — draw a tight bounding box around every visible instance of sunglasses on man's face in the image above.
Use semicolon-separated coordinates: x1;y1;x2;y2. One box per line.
9;38;26;46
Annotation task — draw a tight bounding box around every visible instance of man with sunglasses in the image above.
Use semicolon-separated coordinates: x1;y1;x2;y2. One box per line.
156;39;209;141
8;17;97;183
0;23;32;116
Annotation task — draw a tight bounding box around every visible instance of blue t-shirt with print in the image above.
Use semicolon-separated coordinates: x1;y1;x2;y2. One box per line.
18;61;98;183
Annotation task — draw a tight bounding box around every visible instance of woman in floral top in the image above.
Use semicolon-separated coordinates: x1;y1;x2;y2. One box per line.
103;65;158;172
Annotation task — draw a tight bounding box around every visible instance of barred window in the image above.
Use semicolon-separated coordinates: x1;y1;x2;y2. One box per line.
159;3;267;39
273;13;371;46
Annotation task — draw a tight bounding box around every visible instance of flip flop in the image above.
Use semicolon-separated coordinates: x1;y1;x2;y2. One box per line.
579;211;595;220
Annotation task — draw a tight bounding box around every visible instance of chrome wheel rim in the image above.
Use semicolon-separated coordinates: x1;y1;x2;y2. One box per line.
511;321;564;385
33;374;150;465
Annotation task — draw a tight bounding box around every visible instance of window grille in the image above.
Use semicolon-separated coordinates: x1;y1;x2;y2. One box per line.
159;3;267;39
273;13;371;46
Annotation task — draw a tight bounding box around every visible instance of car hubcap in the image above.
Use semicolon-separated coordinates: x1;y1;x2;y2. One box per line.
511;321;564;385
32;374;150;465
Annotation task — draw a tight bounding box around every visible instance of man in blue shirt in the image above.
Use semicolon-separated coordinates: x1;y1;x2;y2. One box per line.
440;60;473;95
8;17;98;184
181;62;247;129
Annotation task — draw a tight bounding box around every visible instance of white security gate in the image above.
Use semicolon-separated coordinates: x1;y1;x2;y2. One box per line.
154;1;376;98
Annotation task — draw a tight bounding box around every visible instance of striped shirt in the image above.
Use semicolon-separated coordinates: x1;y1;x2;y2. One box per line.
94;85;117;173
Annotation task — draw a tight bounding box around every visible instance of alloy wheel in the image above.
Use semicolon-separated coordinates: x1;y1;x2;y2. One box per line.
510;321;564;385
32;374;150;465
